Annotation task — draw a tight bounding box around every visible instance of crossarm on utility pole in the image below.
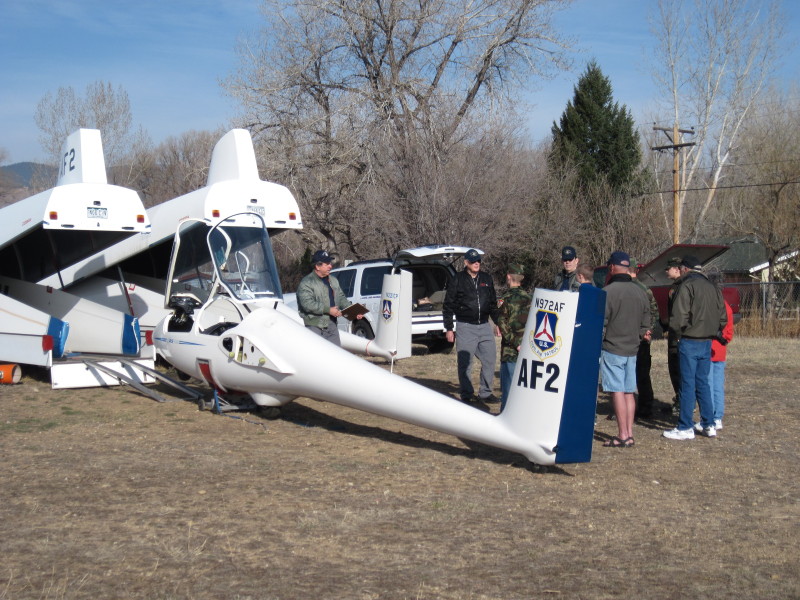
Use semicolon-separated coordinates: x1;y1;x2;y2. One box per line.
652;125;696;244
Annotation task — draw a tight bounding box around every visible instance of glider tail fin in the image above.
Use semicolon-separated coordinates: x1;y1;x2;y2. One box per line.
500;285;606;464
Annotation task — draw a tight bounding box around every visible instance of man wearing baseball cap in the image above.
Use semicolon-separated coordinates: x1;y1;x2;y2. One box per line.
663;255;727;440
600;251;651;447
553;246;581;292
296;249;350;346
443;248;500;403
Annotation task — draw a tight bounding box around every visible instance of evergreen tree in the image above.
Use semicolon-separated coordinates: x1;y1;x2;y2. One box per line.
550;61;643;191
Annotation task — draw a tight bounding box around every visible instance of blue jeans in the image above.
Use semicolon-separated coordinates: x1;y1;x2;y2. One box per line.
710;361;726;422
500;361;515;411
677;338;714;430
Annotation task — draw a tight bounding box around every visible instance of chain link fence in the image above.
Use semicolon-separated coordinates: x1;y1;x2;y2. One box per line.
728;281;800;336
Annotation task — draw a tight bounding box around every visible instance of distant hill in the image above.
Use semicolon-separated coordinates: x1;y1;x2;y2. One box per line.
0;162;55;188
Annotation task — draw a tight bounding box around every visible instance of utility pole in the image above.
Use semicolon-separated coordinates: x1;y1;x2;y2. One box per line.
652;124;695;244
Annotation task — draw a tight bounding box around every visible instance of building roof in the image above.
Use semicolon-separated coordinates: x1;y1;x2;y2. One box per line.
701;236;768;273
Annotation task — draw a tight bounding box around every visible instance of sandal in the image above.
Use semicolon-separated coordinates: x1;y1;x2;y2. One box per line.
603;436;626;447
622;437;635;447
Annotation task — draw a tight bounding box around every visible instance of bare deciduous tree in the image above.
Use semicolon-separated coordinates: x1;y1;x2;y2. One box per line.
226;0;574;261
0;147;16;205
34;81;151;188
648;0;786;242
725;91;800;284
139;129;224;207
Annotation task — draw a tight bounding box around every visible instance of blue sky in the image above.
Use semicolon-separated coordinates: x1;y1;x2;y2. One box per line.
1;0;798;164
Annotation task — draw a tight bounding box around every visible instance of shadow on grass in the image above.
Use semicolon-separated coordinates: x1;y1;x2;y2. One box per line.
276;400;573;476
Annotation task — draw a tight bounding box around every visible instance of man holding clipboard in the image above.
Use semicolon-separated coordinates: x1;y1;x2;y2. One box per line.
297;250;366;346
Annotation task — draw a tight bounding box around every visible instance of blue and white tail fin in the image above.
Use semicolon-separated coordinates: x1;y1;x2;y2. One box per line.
334;273;606;465
499;285;606;464
373;269;413;360
338;269;412;362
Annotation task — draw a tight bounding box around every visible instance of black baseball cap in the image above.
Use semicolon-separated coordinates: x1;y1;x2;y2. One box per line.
681;255;702;270
561;246;577;261
312;250;333;264
464;249;481;263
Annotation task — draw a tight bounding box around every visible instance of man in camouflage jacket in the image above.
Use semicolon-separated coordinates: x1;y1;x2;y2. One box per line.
497;263;532;411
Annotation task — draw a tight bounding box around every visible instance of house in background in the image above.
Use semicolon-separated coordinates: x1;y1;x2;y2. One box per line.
704;235;799;282
704;235;800;321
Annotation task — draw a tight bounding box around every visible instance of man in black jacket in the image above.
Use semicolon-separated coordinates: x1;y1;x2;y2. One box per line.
663;257;684;415
443;249;500;403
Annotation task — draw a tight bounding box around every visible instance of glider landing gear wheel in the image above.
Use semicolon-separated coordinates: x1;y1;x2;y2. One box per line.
352;320;374;339
259;406;282;419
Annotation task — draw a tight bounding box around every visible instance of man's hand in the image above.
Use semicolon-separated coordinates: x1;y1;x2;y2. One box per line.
643;329;652;342
329;307;343;318
445;330;455;343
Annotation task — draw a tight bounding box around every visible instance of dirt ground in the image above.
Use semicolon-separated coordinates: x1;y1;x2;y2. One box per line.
0;337;798;600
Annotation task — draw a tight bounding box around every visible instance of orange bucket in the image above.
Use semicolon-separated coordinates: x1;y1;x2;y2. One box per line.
0;364;21;384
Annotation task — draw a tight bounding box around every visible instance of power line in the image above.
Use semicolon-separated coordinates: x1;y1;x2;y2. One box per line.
644;179;800;196
649;156;800;177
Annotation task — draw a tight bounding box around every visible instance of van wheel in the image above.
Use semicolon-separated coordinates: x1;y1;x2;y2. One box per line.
352;320;375;339
426;340;454;354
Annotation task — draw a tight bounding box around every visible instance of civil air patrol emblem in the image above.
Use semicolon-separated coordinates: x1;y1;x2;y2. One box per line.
382;299;393;322
530;309;562;359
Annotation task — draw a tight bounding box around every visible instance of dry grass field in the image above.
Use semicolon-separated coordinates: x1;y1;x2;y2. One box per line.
0;337;798;599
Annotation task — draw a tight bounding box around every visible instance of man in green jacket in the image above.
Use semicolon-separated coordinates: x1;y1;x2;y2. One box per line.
297;250;350;346
663;255;727;440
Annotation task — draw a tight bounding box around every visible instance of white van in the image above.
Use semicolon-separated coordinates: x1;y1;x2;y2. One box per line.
331;245;481;353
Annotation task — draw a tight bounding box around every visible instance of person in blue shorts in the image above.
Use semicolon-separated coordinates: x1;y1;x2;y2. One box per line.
600;251;651;447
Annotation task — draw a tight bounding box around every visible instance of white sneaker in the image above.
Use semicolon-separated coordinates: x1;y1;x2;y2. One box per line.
701;425;717;438
663;428;695;440
695;421;720;435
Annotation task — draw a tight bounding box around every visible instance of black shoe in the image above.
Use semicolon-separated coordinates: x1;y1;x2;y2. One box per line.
479;394;499;404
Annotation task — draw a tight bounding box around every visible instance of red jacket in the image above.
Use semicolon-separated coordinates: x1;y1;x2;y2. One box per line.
712;301;734;362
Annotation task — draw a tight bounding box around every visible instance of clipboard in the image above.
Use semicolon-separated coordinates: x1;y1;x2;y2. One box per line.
341;303;369;321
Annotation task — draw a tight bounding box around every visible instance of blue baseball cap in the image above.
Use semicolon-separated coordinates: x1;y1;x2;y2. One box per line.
607;251;630;267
